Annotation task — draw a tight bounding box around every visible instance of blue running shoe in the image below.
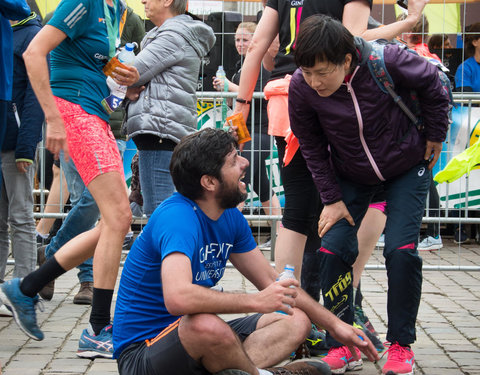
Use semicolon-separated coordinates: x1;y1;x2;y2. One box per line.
0;278;44;340
77;323;113;359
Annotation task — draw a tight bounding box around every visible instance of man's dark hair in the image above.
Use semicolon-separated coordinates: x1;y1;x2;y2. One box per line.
294;14;358;68
170;128;237;201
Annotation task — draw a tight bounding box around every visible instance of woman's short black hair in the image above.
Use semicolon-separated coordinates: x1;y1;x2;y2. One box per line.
294;14;358;68
170;128;237;201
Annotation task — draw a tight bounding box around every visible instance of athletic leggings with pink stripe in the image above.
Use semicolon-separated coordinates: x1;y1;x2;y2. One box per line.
318;160;430;348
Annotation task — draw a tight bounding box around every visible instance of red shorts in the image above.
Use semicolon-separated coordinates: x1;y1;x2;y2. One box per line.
54;97;123;186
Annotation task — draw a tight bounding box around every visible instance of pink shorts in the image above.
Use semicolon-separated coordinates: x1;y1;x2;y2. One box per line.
369;201;387;213
54;97;124;186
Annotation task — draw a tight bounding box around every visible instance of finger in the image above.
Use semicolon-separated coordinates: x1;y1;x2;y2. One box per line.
428;151;439;170
346;214;355;227
424;145;432;161
348;345;360;361
355;332;380;362
279;278;299;288
319;222;331;238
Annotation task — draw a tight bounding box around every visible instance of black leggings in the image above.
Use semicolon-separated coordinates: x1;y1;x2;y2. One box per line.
275;136;322;235
241;132;275;203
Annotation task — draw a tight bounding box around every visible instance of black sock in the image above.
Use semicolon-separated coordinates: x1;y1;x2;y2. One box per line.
89;288;114;335
20;256;66;297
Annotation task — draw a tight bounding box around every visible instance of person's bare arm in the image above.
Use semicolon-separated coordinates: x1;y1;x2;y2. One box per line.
343;0;428;41
162;251;298;316
230;249;379;363
23;25;69;160
234;6;279;122
262;34;279;72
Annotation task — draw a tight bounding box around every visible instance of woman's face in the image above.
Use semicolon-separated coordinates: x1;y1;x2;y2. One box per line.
142;0;167;26
235;28;253;57
301;54;352;97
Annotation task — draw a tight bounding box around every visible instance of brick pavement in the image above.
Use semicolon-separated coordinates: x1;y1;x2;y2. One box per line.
1;238;479;374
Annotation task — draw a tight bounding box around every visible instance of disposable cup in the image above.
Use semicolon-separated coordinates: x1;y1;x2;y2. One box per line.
225;113;251;144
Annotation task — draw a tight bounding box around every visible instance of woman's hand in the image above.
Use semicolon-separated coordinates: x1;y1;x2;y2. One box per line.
212;76;225;91
425;140;443;170
126;86;145;101
318;201;355;237
113;65;140;87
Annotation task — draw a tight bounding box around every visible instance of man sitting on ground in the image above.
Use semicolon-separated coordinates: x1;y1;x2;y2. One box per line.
112;128;378;375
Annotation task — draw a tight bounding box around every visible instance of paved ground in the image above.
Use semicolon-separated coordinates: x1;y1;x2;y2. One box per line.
1;238;480;375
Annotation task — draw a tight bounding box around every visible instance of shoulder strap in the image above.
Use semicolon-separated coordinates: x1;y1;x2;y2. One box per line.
367;41;421;128
367;41;394;94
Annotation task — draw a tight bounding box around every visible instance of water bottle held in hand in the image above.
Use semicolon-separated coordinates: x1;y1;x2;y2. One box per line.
102;43;136;114
117;43;136;65
275;264;296;314
215;65;228;122
216;65;226;81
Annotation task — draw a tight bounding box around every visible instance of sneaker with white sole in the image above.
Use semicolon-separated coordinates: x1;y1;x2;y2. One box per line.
322;346;362;374
417;235;443;251
77;323;113;359
382;343;415;375
376;234;385;248
0;278;44;340
265;359;332;374
259;238;272;250
0;303;13;317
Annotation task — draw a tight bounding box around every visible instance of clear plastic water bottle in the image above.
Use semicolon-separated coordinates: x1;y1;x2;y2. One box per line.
216;65;228;122
117;43;136;66
102;43;136;114
216;65;226;82
275;264;296;314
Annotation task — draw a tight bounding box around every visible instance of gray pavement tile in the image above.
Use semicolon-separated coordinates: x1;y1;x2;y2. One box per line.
1;238;480;375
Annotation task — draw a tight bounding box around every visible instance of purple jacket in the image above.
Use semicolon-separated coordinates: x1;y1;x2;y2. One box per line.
288;39;450;205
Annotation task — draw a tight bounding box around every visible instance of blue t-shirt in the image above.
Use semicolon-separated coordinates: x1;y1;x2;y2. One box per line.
113;193;257;358
455;56;480;92
48;0;120;121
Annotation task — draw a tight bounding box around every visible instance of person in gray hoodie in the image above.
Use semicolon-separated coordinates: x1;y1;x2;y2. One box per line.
122;0;215;217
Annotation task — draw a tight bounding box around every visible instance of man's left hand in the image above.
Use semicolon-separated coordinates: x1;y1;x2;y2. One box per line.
330;321;380;362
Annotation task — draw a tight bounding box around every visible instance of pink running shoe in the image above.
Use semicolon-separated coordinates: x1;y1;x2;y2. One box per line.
322;346;362;374
382;343;415;375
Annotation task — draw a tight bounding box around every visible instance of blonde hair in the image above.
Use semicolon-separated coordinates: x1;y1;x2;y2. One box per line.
236;22;257;34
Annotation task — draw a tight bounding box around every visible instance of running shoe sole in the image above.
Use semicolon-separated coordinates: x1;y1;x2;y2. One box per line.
0;288;43;341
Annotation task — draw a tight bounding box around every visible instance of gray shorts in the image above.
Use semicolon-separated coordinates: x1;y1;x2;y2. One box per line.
117;314;262;375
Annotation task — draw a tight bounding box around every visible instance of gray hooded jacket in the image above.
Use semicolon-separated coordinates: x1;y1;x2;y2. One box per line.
126;14;215;143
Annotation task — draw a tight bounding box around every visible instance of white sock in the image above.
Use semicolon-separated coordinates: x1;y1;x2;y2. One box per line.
258;369;273;375
353;287;357;303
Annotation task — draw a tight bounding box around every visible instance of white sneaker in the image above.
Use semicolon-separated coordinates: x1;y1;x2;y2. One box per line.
418;235;443;251
258;238;272;250
0;303;13;317
376;234;385;248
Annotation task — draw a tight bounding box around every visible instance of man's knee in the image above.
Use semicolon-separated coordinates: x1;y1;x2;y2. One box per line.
180;314;238;347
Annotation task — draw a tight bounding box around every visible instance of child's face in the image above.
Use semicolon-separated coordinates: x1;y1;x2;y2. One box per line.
301;55;352;97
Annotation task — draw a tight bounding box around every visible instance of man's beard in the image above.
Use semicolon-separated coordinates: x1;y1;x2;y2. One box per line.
216;179;247;209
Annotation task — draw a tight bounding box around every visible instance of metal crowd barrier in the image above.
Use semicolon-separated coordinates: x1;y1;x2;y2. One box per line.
25;92;480;271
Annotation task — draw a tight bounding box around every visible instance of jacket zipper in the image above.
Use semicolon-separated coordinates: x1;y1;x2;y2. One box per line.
346;66;385;182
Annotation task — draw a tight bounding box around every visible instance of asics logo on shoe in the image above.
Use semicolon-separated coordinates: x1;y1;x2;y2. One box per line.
82;336;113;351
405;358;414;365
418;167;425;177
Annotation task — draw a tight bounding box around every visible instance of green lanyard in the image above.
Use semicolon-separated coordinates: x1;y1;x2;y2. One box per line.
103;0;119;58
